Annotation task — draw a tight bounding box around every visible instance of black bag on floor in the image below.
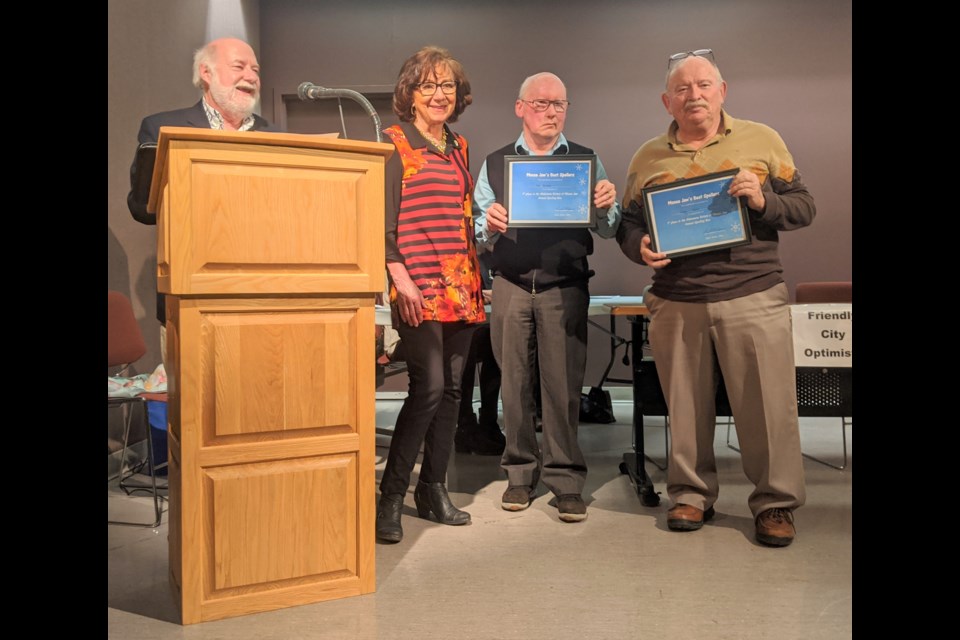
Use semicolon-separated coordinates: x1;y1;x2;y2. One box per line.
579;386;616;424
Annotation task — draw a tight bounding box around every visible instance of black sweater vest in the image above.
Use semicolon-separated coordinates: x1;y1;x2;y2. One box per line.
485;140;595;292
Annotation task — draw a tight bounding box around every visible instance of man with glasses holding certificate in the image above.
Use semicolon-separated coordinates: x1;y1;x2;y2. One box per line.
618;50;816;546
474;72;621;523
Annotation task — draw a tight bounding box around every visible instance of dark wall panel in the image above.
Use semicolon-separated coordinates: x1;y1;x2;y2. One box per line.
259;0;852;385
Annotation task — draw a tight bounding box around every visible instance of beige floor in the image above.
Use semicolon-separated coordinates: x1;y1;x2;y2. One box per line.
108;396;852;639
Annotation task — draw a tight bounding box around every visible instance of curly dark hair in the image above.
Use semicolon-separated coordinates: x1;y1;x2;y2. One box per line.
392;46;472;123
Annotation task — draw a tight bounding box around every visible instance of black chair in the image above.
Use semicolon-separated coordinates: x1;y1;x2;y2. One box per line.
636;357;733;471
792;281;852;470
726;282;853;469
635;282;852;471
796;281;852;304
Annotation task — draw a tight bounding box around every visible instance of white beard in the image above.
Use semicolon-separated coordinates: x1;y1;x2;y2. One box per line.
209;71;258;122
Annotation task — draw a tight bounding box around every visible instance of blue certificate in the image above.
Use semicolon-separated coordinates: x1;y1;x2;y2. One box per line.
641;168;752;258
504;154;597;227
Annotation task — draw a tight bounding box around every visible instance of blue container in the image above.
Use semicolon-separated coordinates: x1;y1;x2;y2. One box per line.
145;399;168;476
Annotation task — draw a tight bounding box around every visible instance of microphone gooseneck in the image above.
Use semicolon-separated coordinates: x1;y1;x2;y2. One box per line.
298;82;383;143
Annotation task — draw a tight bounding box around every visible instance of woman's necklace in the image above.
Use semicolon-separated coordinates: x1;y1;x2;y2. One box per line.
417;125;448;153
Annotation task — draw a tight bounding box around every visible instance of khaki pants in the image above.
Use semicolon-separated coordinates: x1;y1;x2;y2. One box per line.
645;283;805;516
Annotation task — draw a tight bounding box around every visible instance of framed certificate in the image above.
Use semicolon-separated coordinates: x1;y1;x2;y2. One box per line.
504;154;597;227
641;168;752;258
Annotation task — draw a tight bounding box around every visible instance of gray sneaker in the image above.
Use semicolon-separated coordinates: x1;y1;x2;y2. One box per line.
557;494;587;522
501;486;535;511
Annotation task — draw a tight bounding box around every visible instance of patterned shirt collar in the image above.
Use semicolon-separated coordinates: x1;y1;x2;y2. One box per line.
202;97;256;131
667;109;733;149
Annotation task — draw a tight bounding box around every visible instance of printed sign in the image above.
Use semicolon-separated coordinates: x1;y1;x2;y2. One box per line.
791;304;851;367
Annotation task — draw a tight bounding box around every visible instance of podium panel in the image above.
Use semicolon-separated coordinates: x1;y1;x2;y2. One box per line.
152;129;390;624
207;455;357;591
168;296;376;623
206;309;358;438
154;130;389;297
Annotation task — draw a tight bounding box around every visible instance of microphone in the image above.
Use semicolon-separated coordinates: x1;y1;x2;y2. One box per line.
298;82;337;100
297;82;383;142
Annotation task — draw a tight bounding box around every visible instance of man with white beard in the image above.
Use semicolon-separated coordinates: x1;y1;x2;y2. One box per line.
126;37;281;344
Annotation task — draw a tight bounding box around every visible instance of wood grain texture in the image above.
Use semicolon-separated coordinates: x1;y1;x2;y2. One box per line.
169;297;376;623
155;130;385;624
156;133;389;296
209;310;357;436
206;455;357;590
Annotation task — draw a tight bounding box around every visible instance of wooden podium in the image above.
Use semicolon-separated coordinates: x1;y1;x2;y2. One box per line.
148;127;393;624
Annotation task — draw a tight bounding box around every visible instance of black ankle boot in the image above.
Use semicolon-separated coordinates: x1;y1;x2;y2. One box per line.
376;493;404;542
479;420;506;452
413;481;471;525
454;427;504;456
454;425;473;453
454;413;480;453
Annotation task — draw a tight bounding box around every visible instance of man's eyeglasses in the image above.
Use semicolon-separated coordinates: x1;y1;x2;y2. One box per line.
667;49;715;68
521;99;570;113
416;81;458;96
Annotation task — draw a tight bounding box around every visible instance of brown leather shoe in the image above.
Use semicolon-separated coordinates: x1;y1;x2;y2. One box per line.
667;503;715;531
755;508;796;547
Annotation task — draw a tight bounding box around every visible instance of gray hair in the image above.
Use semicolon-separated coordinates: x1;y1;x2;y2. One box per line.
517;72;566;99
665;56;723;89
192;41;217;90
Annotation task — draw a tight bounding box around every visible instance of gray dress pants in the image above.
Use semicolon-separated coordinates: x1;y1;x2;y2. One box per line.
490;276;589;496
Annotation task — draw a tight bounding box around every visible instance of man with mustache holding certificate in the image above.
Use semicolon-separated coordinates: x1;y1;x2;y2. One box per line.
618;50;816;546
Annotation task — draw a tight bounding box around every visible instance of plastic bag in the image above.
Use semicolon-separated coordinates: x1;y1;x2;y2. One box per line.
579;386;616;424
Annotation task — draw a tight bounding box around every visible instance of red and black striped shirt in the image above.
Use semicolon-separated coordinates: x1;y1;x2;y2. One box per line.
384;123;485;324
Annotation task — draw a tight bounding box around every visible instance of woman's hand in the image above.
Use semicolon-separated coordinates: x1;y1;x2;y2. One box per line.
387;262;425;327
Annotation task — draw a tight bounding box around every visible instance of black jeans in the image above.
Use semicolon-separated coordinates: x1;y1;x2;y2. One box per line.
458;323;502;427
380;320;476;496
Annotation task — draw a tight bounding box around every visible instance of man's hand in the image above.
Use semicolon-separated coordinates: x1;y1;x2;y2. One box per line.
640;234;671;269
728;169;765;212
594;179;617;209
485;203;509;234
